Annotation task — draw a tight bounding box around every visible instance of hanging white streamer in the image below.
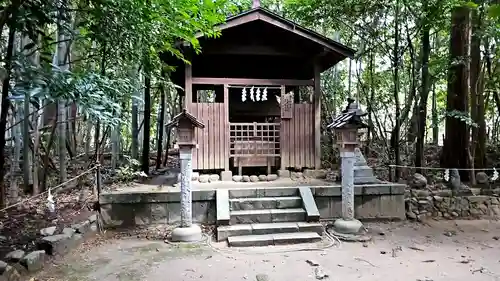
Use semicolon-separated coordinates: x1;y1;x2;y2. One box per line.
250;86;255;101
262;88;268;101
46;188;55;213
241;87;247;102
256;87;261;101
443;169;450;182
493;168;499;181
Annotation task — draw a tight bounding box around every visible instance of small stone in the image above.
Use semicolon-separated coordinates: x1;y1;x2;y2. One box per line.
242;176;250;182
303;169;315;178
62;227;75;236
191;172;200;181
314;267;329;280
451;211;459;217
277;170;290;178
258;175;267;181
20;250;46;272
291;172;304;180
256;273;270;281
199;175;209;183
0;236;7;242
88;214;97;223
314;169;328;179
208;174;220;182
476;172;489;184
408;173;427;189
249;175;259;182
0;261;21;281
306;259;319;266
71;220;91;234
4;250;25;263
40;226;56;236
433;196;443;202
266;174;278;181
380;251;387;254
232;175;243;182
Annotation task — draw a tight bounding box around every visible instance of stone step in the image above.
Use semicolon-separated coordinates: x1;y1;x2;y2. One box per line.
230;208;306;224
229;188;299;199
227;232;322;247
229;196;302;211
217;222;323;241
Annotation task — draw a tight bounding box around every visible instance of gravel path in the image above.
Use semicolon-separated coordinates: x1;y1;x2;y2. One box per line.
35;219;500;281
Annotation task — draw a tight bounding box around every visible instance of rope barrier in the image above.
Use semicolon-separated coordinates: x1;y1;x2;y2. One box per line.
0;165;99;213
388;164;498;171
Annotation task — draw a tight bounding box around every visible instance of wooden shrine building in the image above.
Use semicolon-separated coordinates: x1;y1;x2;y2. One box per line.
165;2;355;178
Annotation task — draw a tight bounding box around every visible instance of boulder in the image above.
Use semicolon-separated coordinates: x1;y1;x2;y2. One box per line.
267;174;278;181
191;172;200;181
39;226;56;237
0;261;21;281
476;172;489;184
208;174;220;182
242;176;250;182
258;175;267;181
232;175;243;182
37;234;74;256
4;250;25;263
249;175;259;182
198;175;209;183
20;250;46;272
408;173;427;189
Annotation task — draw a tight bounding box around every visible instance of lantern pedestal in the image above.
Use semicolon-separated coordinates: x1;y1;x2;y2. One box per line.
171;224;202;242
166;110;205;242
330;148;371;242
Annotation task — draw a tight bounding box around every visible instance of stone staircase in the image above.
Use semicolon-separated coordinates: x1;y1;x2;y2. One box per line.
216;187;323;247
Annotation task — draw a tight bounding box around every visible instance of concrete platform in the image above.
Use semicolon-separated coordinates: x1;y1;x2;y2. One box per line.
99;178;406;228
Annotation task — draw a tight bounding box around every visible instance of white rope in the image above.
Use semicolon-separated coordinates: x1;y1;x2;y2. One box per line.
388;164;498;171
0;165;98;213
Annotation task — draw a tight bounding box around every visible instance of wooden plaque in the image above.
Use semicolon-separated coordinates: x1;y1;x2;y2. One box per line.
280;92;293;119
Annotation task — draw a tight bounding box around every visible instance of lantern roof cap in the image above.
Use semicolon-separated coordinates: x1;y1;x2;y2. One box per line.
166;109;205;129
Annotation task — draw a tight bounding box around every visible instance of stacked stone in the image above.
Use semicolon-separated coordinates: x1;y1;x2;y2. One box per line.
0;214;98;280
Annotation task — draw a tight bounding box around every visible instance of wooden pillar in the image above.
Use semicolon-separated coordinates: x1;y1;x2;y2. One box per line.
184;63;192;109
313;62;321;169
280;85;286;170
224;84;230;171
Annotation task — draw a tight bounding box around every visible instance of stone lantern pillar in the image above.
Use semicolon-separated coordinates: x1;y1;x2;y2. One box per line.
327;100;370;241
166;110;205;242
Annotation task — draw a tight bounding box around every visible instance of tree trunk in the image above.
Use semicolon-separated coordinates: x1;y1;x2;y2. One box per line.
415;0;431;173
441;5;471;181
32;99;45;195
9;103;21;204
0;24;17;207
391;0;401;180
141;72;151;174
131;67;139;160
156;81;166;170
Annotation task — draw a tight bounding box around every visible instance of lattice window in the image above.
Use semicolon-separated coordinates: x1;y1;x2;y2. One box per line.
229;123;280;157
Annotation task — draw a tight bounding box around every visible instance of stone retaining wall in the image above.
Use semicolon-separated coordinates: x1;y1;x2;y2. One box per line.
0;214;99;281
405;189;500;220
100;183;407;228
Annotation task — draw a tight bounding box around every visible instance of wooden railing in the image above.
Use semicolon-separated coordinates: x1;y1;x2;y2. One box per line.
229;122;280;157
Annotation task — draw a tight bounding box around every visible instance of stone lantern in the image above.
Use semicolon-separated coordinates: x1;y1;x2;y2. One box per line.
166;109;205;242
327;99;371;241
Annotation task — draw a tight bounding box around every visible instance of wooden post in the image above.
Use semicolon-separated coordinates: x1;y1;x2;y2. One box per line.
224;84;229;171
184;63;192;109
280;85;286;170
313;62;321;169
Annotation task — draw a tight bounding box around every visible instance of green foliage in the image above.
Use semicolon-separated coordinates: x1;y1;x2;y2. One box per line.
116;156;146;182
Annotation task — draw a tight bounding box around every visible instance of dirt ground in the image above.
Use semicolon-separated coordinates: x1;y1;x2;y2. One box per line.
34;219;500;281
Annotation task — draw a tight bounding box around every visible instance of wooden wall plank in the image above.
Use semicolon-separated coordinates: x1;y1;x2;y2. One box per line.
290;104;296;167
307;104;313;168
313;62;321;168
203;104;210;169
